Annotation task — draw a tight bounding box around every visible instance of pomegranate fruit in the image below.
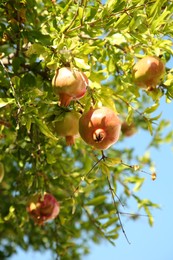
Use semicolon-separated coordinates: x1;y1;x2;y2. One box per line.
52;67;88;106
132;56;165;89
27;193;60;225
54;110;81;145
79;107;121;150
121;121;136;137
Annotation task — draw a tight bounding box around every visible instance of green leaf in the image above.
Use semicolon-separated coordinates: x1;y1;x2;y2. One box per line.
26;43;48;58
0;98;14;108
125;176;145;192
105;157;121;167
126;106;134;125
4;206;15;221
147;120;153;136
114;13;128;29
72;198;76;215
86;195;107;206
144;103;159;114
104;0;125;14
100;162;110;177
34;117;58;141
26;117;32;133
46;60;59;70
74;57;90;70
144;207;154;226
46;152;57;164
77;44;98;55
101;217;118;229
150;112;162;122
105;0;117;12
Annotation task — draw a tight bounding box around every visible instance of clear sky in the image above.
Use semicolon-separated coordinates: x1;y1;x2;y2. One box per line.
10;95;173;260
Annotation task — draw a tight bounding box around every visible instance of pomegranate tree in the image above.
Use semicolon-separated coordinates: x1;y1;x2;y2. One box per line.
79;106;121;150
132;56;165;89
54;110;81;145
52;67;88;106
27;193;60;225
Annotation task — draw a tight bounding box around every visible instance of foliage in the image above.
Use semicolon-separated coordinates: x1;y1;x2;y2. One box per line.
0;0;173;259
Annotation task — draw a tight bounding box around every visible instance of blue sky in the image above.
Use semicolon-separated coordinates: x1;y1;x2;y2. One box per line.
10;96;173;260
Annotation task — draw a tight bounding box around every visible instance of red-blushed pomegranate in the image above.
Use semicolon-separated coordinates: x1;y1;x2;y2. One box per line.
52;67;88;106
54;110;81;145
132;56;165;89
79;107;121;150
27;193;60;225
121;121;136;137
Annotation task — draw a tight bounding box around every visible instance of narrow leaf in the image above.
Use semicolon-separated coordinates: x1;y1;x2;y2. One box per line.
86;195;107;206
34;118;58;141
0;98;14;108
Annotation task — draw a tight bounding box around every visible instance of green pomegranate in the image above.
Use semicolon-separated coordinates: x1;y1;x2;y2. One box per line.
132;56;165;89
54;110;81;145
52;67;88;106
79;106;121;150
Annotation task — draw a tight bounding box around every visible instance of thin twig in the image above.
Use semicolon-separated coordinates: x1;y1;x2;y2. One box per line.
72;152;105;196
62;4;80;33
119;212;148;218
120;161;155;179
83;206;111;241
67;1;155;33
107;176;131;244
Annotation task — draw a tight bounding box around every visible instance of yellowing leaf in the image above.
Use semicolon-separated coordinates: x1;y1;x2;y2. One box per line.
74;57;90;70
144;103;159;114
0;98;14;108
151;172;157;181
105;157;121;166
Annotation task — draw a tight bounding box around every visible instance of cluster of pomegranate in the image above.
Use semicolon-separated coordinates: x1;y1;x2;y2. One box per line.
53;106;121;149
52;67;122;148
52;56;165;146
27;56;165;224
27;193;60;225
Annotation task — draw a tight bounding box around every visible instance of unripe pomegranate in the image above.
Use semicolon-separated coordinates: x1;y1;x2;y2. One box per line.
121;121;136;137
79;107;121;150
52;67;88;106
54;110;81;145
27;193;60;225
132;56;165;89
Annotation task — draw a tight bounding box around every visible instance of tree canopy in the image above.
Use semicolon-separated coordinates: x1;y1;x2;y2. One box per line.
0;0;173;259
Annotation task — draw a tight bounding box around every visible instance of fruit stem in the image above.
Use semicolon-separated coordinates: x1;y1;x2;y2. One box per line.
59;93;73;107
65;136;75;146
